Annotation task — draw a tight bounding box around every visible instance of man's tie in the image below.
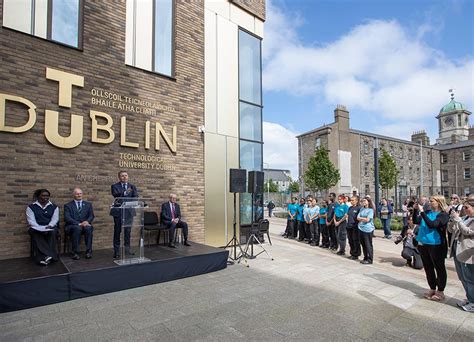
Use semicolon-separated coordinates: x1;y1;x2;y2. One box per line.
77;202;82;212
171;203;175;219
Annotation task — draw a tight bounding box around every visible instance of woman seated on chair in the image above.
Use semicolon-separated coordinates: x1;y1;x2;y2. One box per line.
26;189;60;265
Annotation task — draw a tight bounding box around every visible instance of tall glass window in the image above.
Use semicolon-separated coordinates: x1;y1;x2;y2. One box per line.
2;0;82;48
238;29;263;226
126;0;174;77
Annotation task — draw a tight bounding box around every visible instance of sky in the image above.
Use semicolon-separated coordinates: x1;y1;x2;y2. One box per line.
262;0;473;179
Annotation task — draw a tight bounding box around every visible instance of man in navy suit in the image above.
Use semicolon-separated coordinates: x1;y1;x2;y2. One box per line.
110;171;139;258
161;193;190;248
64;188;94;260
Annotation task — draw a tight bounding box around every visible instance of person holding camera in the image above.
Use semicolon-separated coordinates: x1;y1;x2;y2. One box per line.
395;223;423;269
448;195;474;312
413;195;450;301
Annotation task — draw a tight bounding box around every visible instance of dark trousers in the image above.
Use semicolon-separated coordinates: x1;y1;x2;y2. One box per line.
113;216;132;254
307;221;320;245
285;219;295;237
418;244;447;291
66;225;93;253
295;221;308;240
359;231;373;262
328;223;337;249
268;208;273;217
401;247;423;269
320;223;329;247
337;221;347;253
165;220;188;243
29;228;59;264
347;226;361;257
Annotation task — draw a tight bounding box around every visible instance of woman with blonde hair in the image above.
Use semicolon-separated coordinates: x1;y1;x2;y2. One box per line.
413;195;450;301
448;195;474;312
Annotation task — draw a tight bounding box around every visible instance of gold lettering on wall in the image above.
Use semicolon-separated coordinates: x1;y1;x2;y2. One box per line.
120;116;139;148
0;94;37;133
45;110;84;148
155;122;177;153
90;110;115;144
46;68;84;108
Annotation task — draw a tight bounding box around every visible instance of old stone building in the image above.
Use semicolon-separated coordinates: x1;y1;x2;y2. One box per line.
0;0;265;259
297;95;473;206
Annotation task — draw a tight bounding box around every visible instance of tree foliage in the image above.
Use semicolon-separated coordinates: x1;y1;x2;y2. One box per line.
379;149;399;196
303;148;340;193
264;179;279;192
288;180;300;193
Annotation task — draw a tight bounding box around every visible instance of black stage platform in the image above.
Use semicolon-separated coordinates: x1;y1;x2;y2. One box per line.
0;243;228;313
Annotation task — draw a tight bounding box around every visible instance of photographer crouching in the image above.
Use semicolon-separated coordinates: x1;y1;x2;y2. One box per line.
394;220;423;269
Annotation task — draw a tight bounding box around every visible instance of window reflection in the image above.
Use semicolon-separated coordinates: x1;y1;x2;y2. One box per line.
154;0;173;75
240;141;262;172
52;0;80;47
239;30;262;106
240;102;262;142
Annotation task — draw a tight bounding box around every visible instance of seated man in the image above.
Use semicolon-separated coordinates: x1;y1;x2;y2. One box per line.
64;187;94;260
26;189;59;265
161;194;190;248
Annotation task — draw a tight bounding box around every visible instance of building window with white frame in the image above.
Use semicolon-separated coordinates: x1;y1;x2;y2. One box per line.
315;137;321;149
125;0;174;77
465;168;471;180
2;0;83;48
441;154;447;164
441;170;448;182
463;151;471;161
363;141;369;154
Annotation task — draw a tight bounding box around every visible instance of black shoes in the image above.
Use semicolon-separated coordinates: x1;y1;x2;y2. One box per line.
348;256;359;260
113;254;119;259
72;253;80;260
85;251;92;259
184;241;191;246
336;251;345;256
360;259;373;265
168;243;176;248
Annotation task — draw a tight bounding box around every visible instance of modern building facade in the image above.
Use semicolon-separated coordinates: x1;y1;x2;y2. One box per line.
0;0;265;260
297;96;473;206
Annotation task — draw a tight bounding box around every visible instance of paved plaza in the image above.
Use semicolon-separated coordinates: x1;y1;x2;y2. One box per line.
1;216;473;341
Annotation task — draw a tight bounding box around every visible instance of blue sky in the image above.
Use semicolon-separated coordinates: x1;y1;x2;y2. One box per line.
262;0;473;179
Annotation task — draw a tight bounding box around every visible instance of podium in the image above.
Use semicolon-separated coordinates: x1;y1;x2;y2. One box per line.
111;197;151;266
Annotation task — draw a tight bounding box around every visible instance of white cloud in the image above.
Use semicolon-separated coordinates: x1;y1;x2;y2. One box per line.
263;121;299;179
263;1;473;123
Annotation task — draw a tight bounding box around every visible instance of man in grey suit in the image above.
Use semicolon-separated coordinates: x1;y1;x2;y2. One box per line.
64;188;94;260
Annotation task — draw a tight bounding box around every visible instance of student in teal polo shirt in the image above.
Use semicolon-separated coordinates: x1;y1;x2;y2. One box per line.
334;195;349;255
296;198;306;240
284;197;298;238
358;197;375;264
319;200;329;248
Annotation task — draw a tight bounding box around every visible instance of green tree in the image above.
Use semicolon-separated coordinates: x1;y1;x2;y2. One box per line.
303;148;340;194
288;180;300;193
379;149;399;197
264;179;279;192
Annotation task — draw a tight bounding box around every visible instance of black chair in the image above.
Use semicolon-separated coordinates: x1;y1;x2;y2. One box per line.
144;211;161;246
259;219;272;245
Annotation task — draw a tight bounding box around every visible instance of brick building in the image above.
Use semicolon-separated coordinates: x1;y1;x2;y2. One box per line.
297;95;472;206
0;0;265;259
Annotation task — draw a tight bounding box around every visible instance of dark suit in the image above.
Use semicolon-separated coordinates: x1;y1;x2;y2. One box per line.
110;182;139;255
64;200;94;254
161;202;188;243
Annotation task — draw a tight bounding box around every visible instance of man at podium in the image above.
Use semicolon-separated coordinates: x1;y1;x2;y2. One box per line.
110;171;139;258
161;194;190;248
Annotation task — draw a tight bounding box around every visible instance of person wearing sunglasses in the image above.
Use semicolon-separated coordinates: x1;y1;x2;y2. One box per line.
448;195;474;312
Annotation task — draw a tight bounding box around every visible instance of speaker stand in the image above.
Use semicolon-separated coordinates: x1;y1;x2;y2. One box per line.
224;192;248;267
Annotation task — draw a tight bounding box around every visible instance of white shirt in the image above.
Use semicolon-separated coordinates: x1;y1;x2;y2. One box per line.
26;201;59;231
